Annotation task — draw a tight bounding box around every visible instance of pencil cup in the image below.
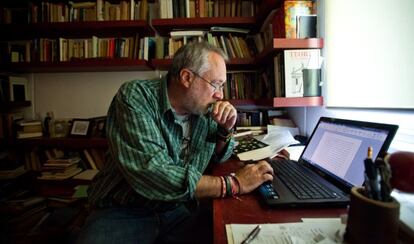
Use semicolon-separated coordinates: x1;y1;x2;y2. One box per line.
344;187;400;244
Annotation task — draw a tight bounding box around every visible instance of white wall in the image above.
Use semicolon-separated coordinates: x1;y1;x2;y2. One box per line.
324;0;414;108
31;71;159;120
288;0;414;152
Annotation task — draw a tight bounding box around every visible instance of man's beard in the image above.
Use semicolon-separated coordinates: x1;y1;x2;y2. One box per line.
184;91;210;115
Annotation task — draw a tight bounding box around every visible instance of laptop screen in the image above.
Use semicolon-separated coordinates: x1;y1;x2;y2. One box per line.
301;119;392;187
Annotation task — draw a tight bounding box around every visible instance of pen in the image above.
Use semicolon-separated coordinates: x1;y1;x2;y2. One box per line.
241;225;261;244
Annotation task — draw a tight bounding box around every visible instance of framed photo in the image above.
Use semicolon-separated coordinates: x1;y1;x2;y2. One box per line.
9;76;28;101
69;119;92;137
50;119;69;138
91;116;107;137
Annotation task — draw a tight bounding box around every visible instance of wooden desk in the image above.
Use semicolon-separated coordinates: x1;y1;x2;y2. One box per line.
212;159;347;244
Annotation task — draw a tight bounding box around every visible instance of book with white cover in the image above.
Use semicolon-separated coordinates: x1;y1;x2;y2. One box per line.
284;49;321;97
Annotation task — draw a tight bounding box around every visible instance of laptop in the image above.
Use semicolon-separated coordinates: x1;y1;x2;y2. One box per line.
259;117;398;207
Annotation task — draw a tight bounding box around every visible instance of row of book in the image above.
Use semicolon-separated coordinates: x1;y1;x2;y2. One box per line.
223;72;271;100
159;0;256;19
155;28;254;59
6;34;155;63
1;0;149;24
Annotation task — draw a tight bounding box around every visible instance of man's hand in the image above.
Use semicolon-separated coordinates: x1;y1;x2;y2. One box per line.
211;101;237;130
234;160;274;194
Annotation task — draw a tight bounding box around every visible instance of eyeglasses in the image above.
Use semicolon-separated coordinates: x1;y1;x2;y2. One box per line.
189;69;225;93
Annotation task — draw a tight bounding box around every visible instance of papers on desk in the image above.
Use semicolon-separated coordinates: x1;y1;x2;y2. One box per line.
391;189;414;233
226;218;345;244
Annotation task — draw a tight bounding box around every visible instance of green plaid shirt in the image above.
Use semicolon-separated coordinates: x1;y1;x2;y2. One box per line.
88;77;234;207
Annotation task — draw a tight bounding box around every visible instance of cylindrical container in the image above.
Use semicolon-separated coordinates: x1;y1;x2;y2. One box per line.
302;68;321;96
344;187;400;244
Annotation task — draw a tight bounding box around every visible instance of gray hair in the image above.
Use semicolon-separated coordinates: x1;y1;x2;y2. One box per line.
168;41;228;81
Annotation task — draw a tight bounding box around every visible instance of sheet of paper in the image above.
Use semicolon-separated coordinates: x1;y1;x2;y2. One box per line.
227;220;345;244
260;126;299;158
391;190;414;232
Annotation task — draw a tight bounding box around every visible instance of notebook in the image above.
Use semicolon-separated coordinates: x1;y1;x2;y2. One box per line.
259;117;398;207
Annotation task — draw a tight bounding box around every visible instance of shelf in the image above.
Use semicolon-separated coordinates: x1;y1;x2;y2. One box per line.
151;17;257;36
256;38;324;63
273;96;324;107
4;59;152;73
0;20;154;40
16;137;108;149
0;101;31;111
151;58;256;71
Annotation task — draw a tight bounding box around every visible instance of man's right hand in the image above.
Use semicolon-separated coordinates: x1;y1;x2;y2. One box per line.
233;160;274;194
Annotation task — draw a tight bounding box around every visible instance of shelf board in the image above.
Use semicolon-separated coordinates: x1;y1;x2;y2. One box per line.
151;17;256;36
0;20;154;40
151;58;256;71
5;59;152;73
17;137;108;149
0;101;31;111
273;96;324;107
256;38;324;63
227;97;323;108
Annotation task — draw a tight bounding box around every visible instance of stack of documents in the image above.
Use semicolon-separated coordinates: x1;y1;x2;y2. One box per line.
226;218;345;244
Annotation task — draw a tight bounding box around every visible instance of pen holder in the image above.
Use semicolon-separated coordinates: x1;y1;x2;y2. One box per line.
344;187;400;244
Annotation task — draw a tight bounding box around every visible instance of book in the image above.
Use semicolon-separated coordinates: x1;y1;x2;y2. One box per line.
83;149;98;170
284;1;313;39
72;169;99;181
170;30;206;37
233;137;273;161
16;131;43;139
284;49;321;97
296;14;317;38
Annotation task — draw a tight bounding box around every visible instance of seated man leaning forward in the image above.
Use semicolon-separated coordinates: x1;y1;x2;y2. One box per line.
77;41;274;244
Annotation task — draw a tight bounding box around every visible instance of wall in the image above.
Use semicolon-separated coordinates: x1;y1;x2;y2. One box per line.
30;71;159;120
288;0;414;152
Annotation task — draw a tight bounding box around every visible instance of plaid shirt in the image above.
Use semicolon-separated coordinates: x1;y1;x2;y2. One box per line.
88;77;234;208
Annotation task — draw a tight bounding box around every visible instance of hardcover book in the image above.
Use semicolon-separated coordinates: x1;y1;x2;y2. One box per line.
284;49;321;97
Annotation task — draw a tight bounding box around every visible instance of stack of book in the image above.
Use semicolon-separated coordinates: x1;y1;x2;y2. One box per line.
16;120;43;139
37;156;82;180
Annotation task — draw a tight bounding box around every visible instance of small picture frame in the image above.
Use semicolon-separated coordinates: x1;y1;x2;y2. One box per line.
9;76;28;102
69;119;92;137
50;119;69;138
91;116;107;137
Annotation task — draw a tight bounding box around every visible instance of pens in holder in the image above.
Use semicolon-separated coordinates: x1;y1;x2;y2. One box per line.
376;157;392;202
241;225;261;244
363;147;381;200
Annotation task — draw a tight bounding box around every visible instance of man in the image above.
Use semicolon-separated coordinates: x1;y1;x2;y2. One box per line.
77;42;274;243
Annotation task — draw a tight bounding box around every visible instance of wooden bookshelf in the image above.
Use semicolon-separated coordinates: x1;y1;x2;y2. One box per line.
151;58;256;71
273;96;324;107
256;38;324;63
0;20;154;40
16;137;108;149
228;97;323;108
0;101;31;111
5;59;152;73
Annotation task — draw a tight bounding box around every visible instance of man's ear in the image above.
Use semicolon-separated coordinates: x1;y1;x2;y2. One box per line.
179;69;192;88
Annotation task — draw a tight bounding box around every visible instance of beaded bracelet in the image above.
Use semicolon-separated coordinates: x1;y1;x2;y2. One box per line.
230;173;241;195
220;176;226;198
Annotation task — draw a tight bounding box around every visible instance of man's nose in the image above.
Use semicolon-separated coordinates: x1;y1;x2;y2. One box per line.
213;89;224;100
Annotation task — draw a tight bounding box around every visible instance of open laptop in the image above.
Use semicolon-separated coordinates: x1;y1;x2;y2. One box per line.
259;117;398;207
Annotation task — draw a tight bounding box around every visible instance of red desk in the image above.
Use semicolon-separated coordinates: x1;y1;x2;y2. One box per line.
212;159;347;244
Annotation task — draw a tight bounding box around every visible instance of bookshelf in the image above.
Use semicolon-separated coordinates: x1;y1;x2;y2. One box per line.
0;101;31;112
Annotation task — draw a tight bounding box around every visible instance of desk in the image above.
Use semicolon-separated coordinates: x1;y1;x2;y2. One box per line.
212;159;347;244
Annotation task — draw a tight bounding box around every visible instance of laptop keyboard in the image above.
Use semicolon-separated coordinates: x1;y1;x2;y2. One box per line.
273;160;339;200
